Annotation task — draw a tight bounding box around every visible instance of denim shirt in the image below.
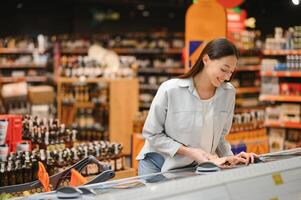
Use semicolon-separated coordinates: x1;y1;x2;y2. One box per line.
136;78;235;172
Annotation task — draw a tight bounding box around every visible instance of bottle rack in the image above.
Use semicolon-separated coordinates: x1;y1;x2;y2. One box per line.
57;77;138;155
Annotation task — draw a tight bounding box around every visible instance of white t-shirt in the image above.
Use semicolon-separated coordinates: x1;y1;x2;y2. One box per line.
199;96;214;153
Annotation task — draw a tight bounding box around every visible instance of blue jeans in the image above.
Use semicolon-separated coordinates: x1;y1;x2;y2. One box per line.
138;152;165;176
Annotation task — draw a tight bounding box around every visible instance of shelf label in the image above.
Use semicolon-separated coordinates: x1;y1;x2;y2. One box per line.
272;173;283;185
269;197;279;200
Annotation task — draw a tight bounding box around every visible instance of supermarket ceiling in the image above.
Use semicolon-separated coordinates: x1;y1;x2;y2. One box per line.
0;0;300;36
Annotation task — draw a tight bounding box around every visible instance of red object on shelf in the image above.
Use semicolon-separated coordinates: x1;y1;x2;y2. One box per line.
218;0;243;8
0;114;23;152
280;83;301;96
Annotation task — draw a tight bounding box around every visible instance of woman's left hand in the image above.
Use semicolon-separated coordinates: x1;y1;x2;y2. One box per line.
209;152;259;168
234;151;259;165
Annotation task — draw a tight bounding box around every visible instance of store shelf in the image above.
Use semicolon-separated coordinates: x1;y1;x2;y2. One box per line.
0;76;47;83
60;48;182;55
236;87;260;94
138;67;185;74
259;95;301;102
113;48;182;54
265;121;301;129
260;71;301;77
0;63;46;69
0;48;34;54
75;102;95;108
236;65;261;71
262;49;301;55
58;77;109;83
140;84;159;90
60;48;88;54
228;127;266;135
139;102;151;108
234;105;266;113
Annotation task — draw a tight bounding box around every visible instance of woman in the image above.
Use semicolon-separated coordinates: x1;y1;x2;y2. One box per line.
137;38;257;175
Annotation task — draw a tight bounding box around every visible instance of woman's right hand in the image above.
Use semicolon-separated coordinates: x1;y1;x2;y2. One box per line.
187;148;210;163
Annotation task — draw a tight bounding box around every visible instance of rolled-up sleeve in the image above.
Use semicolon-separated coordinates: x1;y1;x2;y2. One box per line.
216;92;235;157
142;83;182;157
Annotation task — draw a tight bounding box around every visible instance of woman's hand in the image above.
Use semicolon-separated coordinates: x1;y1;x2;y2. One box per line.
188;148;210;163
231;151;259;165
177;146;210;163
209;152;259;167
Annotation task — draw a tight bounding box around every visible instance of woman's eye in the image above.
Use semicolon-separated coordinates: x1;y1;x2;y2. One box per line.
221;68;227;72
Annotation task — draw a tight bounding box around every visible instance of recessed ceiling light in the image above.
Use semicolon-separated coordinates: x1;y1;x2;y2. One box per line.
17;3;23;9
292;0;300;5
142;11;149;17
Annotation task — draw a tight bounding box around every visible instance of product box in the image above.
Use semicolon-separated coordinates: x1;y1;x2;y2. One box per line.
287;129;301;142
0;115;22;152
284;141;300;150
280;104;300;122
269;128;285;152
28;85;54;105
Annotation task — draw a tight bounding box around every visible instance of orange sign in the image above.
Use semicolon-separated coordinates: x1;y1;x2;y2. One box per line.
185;0;227;70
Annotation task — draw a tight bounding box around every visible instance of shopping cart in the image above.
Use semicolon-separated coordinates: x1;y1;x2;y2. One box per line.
0;155;115;197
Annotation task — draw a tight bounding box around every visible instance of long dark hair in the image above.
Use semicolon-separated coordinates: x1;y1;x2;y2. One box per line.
179;38;239;79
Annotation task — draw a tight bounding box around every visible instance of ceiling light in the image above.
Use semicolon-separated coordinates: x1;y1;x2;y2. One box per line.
292;0;300;5
142;11;149;17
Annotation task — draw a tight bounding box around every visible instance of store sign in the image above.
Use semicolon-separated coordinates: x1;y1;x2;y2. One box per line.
217;0;244;8
185;0;227;69
227;9;247;39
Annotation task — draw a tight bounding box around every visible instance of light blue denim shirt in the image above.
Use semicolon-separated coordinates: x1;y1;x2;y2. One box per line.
137;77;235;172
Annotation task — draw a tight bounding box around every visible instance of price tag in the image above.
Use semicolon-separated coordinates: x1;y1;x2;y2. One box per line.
270;197;279;200
272;173;284;185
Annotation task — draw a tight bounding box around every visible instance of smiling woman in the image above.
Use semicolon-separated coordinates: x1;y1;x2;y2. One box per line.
136;38;258;175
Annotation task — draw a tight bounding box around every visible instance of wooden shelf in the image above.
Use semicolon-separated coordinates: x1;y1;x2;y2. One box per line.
0;63;46;69
236;65;261;71
262;49;301;55
0;48;34;54
57;78;139;155
234;105;266;113
259;95;301;102
58;77;109;83
60;48;182;55
228;128;266;136
113;48;182;54
260;71;301;77
140;84;159;90
0;76;47;83
236;87;260;94
265;121;301;129
138;67;184;74
139;102;151;108
75;102;95;108
60;48;88;54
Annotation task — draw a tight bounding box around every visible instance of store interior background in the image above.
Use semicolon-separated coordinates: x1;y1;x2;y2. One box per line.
0;0;301;189
1;0;301;36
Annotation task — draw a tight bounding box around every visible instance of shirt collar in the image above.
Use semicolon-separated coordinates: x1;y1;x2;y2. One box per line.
177;77;226;98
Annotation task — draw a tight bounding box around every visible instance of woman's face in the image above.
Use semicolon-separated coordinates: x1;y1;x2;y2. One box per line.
203;55;237;87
